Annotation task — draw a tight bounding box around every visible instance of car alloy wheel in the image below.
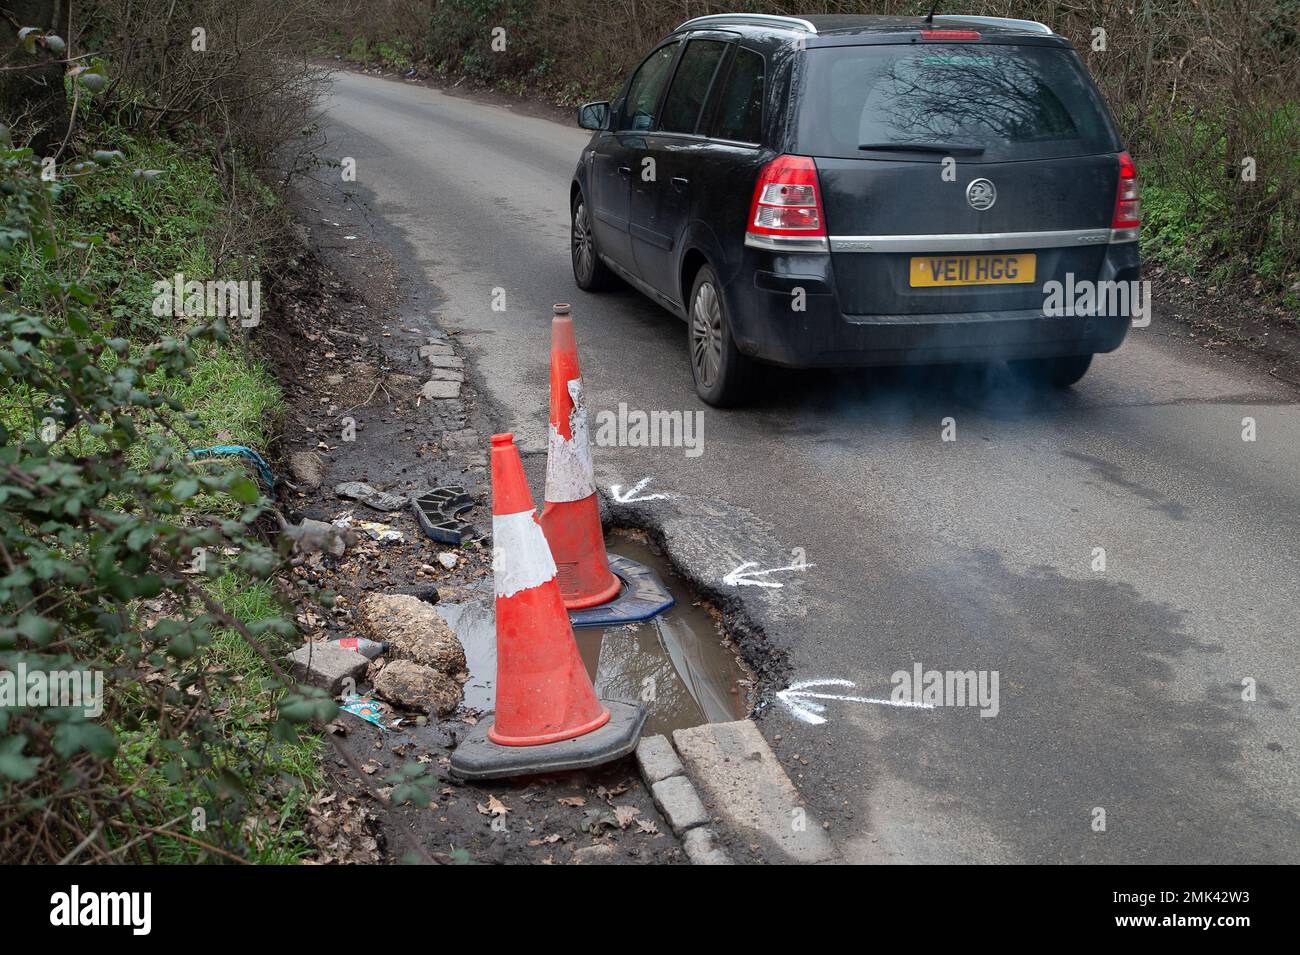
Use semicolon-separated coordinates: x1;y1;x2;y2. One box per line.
691;279;723;389
572;200;595;283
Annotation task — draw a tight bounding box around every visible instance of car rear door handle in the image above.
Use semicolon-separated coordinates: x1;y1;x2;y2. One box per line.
618;165;631;176
671;176;689;190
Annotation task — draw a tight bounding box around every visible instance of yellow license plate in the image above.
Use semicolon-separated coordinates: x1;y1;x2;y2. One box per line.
909;253;1037;287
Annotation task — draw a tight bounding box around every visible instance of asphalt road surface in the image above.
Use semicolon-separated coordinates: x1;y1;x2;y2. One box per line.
317;69;1299;863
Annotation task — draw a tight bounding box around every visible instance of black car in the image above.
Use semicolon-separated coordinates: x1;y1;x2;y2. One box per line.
570;13;1141;405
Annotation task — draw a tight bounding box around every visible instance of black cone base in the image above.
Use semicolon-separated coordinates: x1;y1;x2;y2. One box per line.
449;700;646;781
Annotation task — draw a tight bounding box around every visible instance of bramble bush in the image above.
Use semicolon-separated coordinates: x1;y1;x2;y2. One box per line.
0;8;345;863
1;5;444;862
0;136;342;862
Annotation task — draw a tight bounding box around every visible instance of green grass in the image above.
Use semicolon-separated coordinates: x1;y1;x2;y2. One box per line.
1141;169;1300;319
0;339;284;521
1138;177;1211;276
0;132;285;496
4;130;312;863
207;574;323;864
345;35;415;71
166;344;282;450
374;39;414;71
5;132;225;334
347;35;372;64
114;575;322;864
155;340;285;518
1134;101;1300;299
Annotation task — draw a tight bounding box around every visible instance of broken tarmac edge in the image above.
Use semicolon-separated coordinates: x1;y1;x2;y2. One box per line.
635;719;840;865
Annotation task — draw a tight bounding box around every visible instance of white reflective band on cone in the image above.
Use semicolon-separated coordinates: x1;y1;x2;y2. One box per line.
492;509;558;599
544;377;596;503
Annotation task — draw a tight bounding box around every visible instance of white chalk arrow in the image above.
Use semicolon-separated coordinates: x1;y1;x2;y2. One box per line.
722;559;814;588
608;476;671;504
776;678;935;726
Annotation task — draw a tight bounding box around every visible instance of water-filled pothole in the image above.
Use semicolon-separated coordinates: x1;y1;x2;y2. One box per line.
442;531;753;735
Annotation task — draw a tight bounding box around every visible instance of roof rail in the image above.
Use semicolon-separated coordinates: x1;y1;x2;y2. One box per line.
675;13;817;34
931;14;1053;35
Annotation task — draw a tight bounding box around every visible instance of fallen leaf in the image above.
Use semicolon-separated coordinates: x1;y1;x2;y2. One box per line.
613;805;640;829
476;794;510;817
596;783;630;802
557;796;586;808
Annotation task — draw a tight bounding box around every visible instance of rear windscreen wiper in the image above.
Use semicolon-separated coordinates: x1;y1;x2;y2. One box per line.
858;142;986;155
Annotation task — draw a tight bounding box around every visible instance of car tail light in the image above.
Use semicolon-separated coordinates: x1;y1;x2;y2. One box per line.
1112;151;1140;233
747;155;826;239
920;29;981;40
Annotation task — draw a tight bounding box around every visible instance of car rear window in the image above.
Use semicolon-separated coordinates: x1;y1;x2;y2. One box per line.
795;44;1119;162
710;47;765;144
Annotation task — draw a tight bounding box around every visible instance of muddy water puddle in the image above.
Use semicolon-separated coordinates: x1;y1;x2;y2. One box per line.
441;534;752;735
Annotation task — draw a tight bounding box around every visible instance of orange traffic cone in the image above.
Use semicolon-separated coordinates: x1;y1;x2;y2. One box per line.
539;305;622;609
488;432;610;746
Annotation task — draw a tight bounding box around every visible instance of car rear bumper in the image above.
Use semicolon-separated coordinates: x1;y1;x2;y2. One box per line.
725;245;1138;368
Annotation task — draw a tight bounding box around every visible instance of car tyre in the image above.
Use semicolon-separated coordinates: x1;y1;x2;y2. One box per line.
1009;353;1093;388
688;264;757;406
571;193;617;291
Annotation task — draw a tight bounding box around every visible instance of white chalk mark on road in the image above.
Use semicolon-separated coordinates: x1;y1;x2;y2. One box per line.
609;476;672;504
777;678;935;725
723;559;814;588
